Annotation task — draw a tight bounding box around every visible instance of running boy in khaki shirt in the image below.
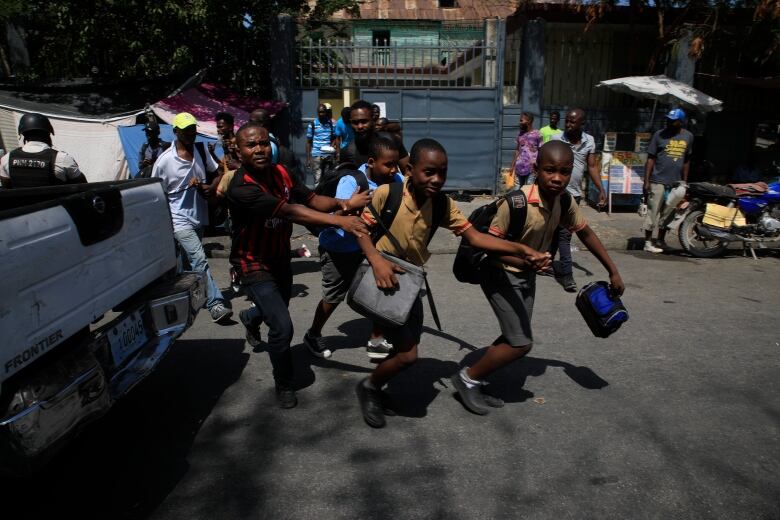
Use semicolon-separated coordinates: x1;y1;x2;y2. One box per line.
354;138;551;428
450;140;625;415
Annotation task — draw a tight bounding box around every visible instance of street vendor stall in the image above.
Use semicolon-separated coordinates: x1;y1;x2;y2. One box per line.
590;75;724;213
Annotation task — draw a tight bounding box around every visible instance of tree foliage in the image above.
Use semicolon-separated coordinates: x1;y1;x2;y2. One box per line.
0;0;360;95
553;0;780;76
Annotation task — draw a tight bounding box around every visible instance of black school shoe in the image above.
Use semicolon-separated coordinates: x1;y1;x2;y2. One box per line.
450;374;490;415
356;378;386;428
275;384;298;409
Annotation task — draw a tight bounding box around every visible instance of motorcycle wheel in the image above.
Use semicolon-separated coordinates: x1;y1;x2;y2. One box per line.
679;209;729;258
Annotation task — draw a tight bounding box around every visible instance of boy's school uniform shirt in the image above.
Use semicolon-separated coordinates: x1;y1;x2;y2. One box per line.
488;184;587;272
361;178;472;266
227;164;315;282
319;163;404;254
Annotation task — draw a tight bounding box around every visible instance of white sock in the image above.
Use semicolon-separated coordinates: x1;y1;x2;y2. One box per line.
368;336;384;346
459;367;482;389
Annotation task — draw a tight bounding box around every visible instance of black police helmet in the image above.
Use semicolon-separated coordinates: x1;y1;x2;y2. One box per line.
18;113;54;136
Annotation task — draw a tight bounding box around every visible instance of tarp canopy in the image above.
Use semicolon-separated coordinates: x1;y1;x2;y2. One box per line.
596;75;724;113
117;124;222;178
151;83;288;137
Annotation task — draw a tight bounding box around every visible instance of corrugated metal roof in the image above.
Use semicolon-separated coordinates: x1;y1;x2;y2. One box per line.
328;0;517;21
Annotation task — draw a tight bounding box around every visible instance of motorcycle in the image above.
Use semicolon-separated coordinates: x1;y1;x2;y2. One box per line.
669;179;780;258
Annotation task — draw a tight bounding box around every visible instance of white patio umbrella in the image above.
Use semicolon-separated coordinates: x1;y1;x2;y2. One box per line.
596;75;724;119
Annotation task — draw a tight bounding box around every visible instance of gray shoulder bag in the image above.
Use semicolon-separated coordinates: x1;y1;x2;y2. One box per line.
346;204;442;331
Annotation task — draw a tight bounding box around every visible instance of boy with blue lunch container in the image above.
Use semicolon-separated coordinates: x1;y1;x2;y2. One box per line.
451;140;625;416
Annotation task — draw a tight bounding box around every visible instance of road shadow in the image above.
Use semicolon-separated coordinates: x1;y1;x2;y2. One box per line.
457;351;609;404
385;357;460;418
291;258;322;275
0;339;249;519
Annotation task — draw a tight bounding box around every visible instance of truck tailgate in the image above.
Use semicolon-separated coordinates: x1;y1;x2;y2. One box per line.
0;180;177;385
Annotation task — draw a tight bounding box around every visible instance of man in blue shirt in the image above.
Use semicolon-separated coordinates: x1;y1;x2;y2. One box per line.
304;136;404;360
306;103;336;185
334;106;354;155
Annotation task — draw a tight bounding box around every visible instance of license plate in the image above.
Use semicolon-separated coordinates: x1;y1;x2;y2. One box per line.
108;311;148;366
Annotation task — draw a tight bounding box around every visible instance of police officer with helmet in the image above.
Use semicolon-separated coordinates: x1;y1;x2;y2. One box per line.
0;112;86;188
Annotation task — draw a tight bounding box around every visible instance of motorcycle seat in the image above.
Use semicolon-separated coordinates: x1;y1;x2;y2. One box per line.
727;182;769;196
688;182;737;199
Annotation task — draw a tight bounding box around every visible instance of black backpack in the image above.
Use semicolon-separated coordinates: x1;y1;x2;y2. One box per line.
306;164;371;236
314;162;368;197
452;189;572;284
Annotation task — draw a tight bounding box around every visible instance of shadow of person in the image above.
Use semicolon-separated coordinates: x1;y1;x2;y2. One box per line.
457;350;609;403
291;258;323;275
290;341;373;389
384;358;460;418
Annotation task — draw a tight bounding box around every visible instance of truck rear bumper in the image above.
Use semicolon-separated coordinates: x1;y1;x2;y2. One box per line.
0;272;206;476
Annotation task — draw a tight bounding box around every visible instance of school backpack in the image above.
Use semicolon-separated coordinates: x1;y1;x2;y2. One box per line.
452;189;572;284
575;281;628;338
314;162;367;198
305;164;370;236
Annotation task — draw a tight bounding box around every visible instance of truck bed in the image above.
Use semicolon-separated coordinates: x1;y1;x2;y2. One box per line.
0;179;177;386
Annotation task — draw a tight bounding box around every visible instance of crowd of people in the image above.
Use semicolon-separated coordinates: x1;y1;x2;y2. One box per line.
140;101;624;427
0;104;628;429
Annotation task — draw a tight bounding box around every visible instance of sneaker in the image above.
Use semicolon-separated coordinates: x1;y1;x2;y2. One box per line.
304;331;332;359
366;338;393;360
239;309;262;348
356;378;386;428
209;302;233;323
644;241;663;254
449;373;490;415
275;384;298;409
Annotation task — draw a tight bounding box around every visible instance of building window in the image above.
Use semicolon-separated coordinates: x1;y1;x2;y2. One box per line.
372;30;391;47
439;0;456;7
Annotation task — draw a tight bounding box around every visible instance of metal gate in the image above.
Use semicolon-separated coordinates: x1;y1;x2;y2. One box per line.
289;19;506;192
361;88;501;190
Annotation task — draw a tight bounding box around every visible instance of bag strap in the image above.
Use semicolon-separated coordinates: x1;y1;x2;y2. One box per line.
350;170;370;194
560;191;573;214
369;181;404;246
505;189;528;239
427;192;448;245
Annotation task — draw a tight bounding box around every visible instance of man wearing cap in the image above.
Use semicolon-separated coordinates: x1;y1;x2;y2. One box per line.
305;103;336;185
0;112;86;188
151;112;233;323
643;108;693;253
138;120;170;177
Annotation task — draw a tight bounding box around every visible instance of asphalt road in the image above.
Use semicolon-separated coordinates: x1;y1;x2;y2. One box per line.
4;250;780;519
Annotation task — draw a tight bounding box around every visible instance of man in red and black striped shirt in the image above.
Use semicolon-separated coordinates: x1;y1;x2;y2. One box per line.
228;123;370;408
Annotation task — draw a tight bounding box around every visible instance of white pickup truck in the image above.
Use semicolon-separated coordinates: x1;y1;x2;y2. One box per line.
0;179;206;476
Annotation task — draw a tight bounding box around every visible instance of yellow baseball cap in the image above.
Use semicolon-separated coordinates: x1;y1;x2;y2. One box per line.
172;112;198;129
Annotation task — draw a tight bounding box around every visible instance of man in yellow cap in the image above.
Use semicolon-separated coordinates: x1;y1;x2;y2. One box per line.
151;112;232;323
